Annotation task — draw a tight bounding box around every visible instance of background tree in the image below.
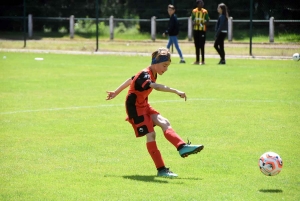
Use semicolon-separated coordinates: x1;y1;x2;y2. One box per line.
0;0;299;32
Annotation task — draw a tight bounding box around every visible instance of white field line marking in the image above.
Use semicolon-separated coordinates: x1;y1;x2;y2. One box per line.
0;98;298;115
0;104;124;115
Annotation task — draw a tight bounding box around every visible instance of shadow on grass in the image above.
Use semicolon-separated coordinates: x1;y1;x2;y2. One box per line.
122;175;202;183
259;189;283;193
123;175;169;183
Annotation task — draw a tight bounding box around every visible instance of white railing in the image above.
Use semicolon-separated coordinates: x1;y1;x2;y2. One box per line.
17;15;300;42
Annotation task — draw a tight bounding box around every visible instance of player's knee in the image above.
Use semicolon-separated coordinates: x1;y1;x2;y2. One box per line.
146;132;156;141
160;117;170;127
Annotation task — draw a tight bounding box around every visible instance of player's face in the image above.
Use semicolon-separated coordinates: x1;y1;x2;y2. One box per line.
156;61;170;75
167;8;174;16
217;6;222;14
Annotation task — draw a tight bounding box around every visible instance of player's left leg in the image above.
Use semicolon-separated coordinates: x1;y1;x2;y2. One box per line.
151;114;184;148
151;114;204;158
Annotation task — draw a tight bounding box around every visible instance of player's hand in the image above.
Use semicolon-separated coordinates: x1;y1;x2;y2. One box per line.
106;91;117;100
177;91;187;101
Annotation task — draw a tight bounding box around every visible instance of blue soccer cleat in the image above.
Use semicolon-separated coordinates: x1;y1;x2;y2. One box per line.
157;168;178;178
179;144;204;158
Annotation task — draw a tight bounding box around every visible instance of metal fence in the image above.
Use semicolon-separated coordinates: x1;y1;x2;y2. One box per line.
0;15;299;43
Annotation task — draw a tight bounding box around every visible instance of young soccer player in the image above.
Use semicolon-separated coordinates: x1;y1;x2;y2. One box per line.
106;47;204;178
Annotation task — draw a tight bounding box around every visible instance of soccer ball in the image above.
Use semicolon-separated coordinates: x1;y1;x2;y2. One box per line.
292;53;300;61
258;152;283;176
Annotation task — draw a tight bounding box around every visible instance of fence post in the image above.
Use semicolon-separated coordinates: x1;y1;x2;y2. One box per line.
188;16;192;41
70;15;74;39
151;16;156;41
28;14;33;38
269;17;274;43
109;15;114;40
228;17;233;42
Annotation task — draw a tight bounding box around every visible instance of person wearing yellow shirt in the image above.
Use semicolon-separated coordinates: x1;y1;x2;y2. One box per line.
191;0;210;65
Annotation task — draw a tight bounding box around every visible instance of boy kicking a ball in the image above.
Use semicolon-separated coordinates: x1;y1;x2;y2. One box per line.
106;47;204;178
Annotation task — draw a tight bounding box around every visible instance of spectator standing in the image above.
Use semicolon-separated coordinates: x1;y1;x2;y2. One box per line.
191;0;210;65
163;4;186;64
214;3;229;65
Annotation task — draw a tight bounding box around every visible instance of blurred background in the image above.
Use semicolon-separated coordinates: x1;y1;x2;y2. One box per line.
0;0;299;41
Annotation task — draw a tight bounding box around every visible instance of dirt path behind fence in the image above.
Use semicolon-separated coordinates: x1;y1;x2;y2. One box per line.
1;39;299;60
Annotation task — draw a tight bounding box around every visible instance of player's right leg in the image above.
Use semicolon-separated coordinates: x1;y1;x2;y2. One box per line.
146;132;178;178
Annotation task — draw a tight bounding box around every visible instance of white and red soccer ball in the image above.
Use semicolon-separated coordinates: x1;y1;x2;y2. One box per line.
258;152;283;176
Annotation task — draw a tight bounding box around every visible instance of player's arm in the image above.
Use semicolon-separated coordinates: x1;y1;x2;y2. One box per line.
106;78;132;100
205;12;210;23
150;82;187;101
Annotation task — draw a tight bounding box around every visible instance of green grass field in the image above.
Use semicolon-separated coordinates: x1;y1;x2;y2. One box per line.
1;31;299;57
0;52;300;200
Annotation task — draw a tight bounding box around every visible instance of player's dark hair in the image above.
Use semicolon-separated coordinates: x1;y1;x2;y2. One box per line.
219;3;229;19
196;0;204;7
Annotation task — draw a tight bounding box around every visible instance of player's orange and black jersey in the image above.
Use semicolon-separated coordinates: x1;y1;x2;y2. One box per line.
126;67;157;118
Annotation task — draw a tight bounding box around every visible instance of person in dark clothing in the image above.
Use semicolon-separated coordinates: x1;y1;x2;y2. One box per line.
191;0;210;65
214;3;229;65
163;4;185;63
